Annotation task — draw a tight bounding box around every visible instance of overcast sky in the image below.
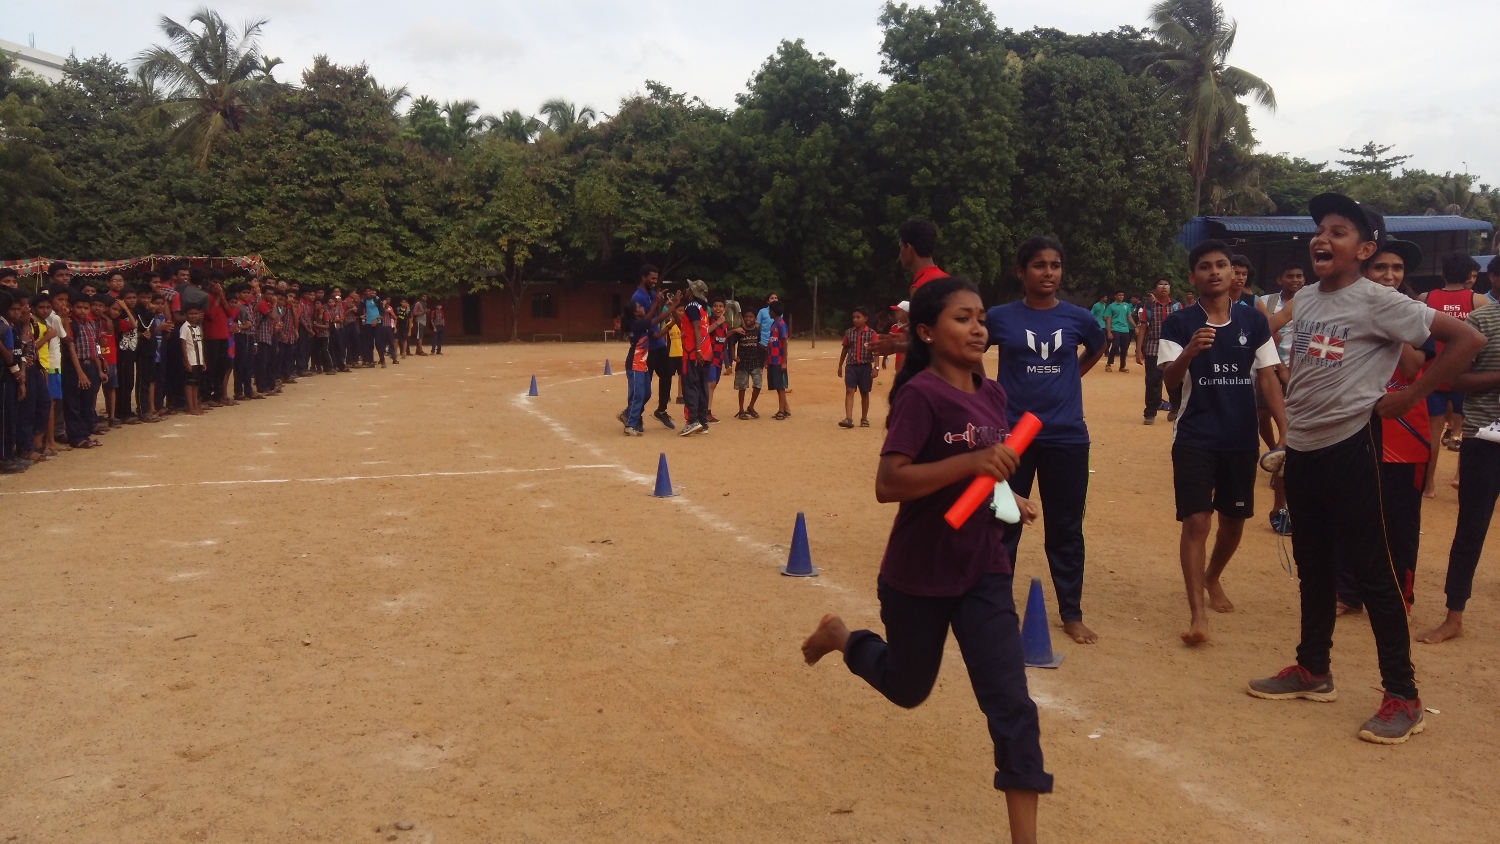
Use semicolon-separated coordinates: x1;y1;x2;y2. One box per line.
11;0;1500;189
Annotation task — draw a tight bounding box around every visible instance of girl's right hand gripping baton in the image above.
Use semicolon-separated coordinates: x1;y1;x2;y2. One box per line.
943;412;1043;529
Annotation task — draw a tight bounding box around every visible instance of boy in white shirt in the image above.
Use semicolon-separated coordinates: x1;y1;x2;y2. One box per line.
180;304;206;416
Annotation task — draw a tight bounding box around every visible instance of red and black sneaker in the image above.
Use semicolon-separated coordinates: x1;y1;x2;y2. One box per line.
1247;665;1337;702
1357;694;1425;745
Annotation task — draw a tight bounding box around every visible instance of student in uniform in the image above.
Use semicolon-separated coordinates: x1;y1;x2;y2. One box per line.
1415;259;1500;644
1247;194;1485;745
1419;252;1489;497
985;236;1107;644
1159;240;1284;645
801;276;1051;844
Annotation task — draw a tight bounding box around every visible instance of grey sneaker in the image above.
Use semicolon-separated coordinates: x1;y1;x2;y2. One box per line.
1247;665;1337;702
623;426;642;437
1358;694;1425;744
678;421;703;437
653;410;675;430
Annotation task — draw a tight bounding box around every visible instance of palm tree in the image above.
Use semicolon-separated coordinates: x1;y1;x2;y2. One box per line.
442;99;483;145
256;55;283;80
485;109;543;144
1424;176;1474;217
538;99;598;135
1145;0;1276;215
136;7;271;168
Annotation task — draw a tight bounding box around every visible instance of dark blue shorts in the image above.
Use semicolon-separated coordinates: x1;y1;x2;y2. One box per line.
1427;390;1464;416
844;362;873;393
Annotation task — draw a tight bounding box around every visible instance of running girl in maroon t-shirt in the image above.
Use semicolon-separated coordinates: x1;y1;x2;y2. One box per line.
801;276;1051;843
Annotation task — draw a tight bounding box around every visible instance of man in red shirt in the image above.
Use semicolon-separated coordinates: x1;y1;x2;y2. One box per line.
873;219;948;357
202;270;236;406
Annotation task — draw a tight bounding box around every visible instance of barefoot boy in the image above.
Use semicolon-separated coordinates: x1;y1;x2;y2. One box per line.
1159;240;1283;645
731;311;763;419
767;301;790;419
179;304;206;416
1248;193;1485;744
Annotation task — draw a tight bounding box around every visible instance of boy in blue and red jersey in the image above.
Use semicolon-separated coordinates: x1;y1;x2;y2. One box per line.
767;301;790;419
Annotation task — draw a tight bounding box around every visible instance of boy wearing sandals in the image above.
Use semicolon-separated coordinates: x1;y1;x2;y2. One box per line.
838;306;876;428
767;301;791;419
732;311;764;419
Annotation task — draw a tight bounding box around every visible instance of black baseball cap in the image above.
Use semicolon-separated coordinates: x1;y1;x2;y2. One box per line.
1310;192;1385;250
1375;238;1423;270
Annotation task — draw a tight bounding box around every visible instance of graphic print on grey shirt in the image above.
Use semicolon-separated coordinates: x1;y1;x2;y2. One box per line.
1284;278;1434;451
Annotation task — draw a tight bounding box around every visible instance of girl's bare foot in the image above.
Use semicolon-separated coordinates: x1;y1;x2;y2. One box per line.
1416;612;1463;644
1181;616;1209;646
1206;580;1235;613
1422;487;1437;500
1062;620;1098;644
802;614;851;665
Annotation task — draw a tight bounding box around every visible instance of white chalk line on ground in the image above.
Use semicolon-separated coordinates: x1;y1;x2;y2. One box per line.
519;374;1294;837
511;388;862;601
0;465;619;497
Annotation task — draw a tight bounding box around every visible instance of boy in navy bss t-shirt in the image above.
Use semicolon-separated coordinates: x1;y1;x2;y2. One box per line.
1158;238;1283;647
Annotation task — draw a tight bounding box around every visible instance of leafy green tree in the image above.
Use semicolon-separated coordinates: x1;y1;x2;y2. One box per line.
728;40;870;299
217;57;433;290
486;109;542;143
1010;52;1191;293
581;83;728;274
1145;0;1276;215
539;99;597;135
437;138;565;340
136;7;271;167
0;54;64;256
1336;141;1412;177
869;0;1020;285
29;56;217;257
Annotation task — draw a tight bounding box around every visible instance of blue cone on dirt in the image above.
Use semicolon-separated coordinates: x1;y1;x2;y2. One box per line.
604;359;612;376
780;512;818;577
651;453;676;498
528;375;538;396
1021;577;1063;668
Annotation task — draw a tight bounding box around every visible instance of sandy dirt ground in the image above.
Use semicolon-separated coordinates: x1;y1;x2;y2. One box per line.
2;340;1496;843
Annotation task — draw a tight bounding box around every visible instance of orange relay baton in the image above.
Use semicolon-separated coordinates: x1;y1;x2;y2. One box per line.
943;412;1043;529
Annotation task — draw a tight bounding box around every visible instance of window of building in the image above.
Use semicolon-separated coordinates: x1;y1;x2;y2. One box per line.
531;293;555;319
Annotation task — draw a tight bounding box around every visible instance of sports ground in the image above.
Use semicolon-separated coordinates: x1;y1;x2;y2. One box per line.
2;341;1495;842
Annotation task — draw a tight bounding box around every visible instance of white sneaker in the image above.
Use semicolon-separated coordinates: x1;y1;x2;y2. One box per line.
679;421;702;437
1475;422;1500;444
624;427;642;437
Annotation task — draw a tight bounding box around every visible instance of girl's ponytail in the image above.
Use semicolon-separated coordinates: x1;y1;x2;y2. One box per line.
886;275;979;427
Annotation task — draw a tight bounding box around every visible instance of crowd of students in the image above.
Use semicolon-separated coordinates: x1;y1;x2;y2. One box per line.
0;261;447;472
789;204;1499;842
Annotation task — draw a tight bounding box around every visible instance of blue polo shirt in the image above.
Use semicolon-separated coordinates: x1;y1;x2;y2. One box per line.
758;307;773;345
985;301;1106;445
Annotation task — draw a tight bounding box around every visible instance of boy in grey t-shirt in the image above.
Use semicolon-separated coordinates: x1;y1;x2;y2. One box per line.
1248;193;1485;745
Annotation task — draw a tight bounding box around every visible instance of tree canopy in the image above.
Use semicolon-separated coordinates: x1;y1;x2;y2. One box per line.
2;0;1495;314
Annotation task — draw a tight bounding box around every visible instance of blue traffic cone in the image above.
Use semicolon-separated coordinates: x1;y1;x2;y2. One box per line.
651;453;676;498
604;359;613;376
780;512;818;577
1021;577;1063;668
528;375;538;396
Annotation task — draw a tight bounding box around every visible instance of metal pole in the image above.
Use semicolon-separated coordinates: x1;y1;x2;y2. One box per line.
812;276;818;348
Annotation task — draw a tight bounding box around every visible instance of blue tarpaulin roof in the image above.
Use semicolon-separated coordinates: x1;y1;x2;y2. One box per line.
1205;215;1493;235
1479;255;1494;272
1176;215;1493;248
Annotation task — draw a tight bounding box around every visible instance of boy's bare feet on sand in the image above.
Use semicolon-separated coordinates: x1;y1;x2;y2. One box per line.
1062;620;1098;644
1206;580;1235;613
1335;601;1363;617
802;614;851;665
1181;615;1210;646
1416;612;1463;644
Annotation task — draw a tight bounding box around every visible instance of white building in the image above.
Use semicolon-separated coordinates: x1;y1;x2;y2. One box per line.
0;39;68;83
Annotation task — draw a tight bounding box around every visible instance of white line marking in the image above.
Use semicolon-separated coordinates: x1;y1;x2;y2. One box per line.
509;391;858;598
0;465;620;497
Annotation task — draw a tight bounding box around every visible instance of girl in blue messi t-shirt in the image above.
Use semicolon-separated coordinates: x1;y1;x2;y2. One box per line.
985;236;1107;645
